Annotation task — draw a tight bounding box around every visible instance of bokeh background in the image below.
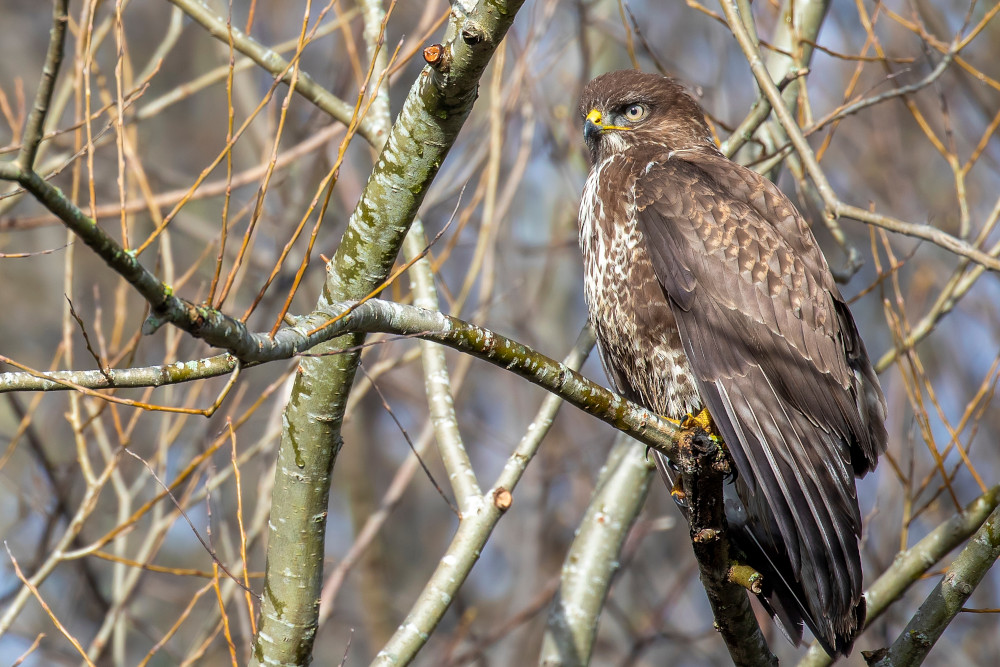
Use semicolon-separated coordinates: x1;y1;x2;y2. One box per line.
1;0;999;664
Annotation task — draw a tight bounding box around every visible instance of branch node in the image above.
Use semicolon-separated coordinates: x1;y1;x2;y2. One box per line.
461;22;487;47
694;528;721;543
862;648;888;664
423;44;451;72
728;562;764;594
492;487;512;511
142;314;166;335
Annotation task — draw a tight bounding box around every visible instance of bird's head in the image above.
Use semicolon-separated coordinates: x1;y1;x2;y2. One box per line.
578;70;712;163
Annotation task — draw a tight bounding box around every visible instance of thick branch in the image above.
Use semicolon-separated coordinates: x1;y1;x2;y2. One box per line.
0;299;679;460
867;505;1000;666
248;3;532;660
538;435;656;666
678;430;777;667
798;485;1000;667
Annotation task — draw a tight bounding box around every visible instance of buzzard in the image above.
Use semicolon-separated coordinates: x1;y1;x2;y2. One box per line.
577;70;887;656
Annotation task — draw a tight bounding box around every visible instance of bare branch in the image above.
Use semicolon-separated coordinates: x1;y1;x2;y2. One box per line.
17;0;68;171
405;221;482;511
0;354;238;393
868;505;1000;666
250;2;538;660
718;0;1000;273
538;435;656;666
374;329;598;666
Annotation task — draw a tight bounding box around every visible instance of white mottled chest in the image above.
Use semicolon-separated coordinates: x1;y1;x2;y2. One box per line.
579;160;638;311
578;156;700;417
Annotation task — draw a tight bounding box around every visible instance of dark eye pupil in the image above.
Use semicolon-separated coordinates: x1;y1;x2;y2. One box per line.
627;105;642;118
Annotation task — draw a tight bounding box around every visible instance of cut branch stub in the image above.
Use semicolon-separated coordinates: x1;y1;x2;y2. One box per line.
422;43;451;72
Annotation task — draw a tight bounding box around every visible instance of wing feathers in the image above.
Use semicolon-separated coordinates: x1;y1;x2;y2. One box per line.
633;150;886;652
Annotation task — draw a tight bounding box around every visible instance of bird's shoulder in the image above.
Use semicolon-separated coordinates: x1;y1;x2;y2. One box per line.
630;148;841;336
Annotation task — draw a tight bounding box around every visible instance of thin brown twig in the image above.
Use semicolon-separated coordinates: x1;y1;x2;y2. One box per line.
121;447;258;598
5;543;96;667
260;32;405;332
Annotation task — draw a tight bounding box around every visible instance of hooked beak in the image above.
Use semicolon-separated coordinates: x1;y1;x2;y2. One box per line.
583;108;632;144
583;109;603;143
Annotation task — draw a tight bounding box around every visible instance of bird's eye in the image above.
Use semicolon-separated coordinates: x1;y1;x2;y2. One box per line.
624;104;646;121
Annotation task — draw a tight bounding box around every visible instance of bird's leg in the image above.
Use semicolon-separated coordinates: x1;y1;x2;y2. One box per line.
677;408;734;481
662;408;724;502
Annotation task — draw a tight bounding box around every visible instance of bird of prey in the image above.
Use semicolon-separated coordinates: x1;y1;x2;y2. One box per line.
576;70;887;656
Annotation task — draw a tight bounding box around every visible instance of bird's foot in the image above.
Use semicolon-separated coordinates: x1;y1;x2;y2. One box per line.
669;476;687;505
680;407;716;436
663;410;724;448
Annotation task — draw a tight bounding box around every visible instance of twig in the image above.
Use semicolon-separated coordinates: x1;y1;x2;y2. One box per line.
164;0;379;145
65;296;111;384
4;543;95;667
720;68;809;158
317;423;435;624
447;577;559;665
120;449;257;598
360;362;460;515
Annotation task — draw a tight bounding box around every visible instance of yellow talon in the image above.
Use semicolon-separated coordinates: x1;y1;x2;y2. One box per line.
680;407;715;435
663;409;725;449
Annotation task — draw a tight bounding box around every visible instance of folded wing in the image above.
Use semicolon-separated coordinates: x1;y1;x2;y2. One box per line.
635;150;887;654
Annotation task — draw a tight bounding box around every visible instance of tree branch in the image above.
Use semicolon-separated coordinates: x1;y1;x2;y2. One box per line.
247;3;541;658
0;163;264;357
0;298;678;461
0;354;238;392
798;484;1000;667
718;0;1000;273
867;504;1000;665
17;0;68;171
538;434;656;666
678;430;777;666
405;221;482;511
372;328;598;666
